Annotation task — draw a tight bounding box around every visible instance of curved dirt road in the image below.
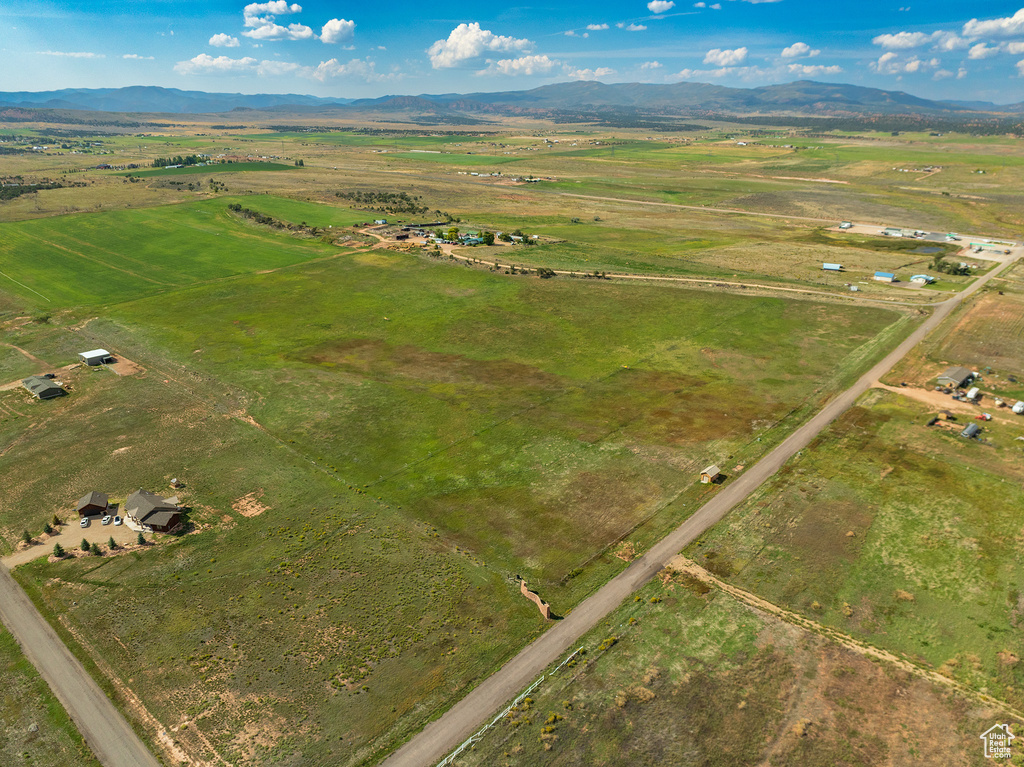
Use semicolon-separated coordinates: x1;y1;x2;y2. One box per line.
381;248;1019;767
0;566;160;767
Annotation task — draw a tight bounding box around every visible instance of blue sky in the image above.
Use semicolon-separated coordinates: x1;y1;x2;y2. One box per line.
3;1;1024;102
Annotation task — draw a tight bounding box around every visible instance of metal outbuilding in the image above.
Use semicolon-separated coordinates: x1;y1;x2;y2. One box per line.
822;263;842;271
874;272;896;283
79;348;114;366
961;423;981;439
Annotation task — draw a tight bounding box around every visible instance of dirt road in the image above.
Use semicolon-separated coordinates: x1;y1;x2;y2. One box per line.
381;247;1020;767
0;566;160;767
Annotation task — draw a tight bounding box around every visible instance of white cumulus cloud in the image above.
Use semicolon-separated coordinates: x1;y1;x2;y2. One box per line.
123;53;155;60
586;23;610;30
320;18;355;44
640;60;663;69
787;63;842;75
872;31;931;49
484;54;559;76
241;1;313;41
647;0;675;12
244;22;314;40
209;33;240;47
313;57;390;82
619;23;647;31
174;53;258;74
870;51;940;74
964;9;1024;39
427;22;532;68
256;60;306;76
703;47;747;66
566;66;616;79
968;42;1000;59
781;42;819;58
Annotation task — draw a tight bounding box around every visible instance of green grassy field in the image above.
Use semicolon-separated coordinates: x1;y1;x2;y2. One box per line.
0;628;99;766
687;389;1024;713
85;246;909;591
5;118;1024;766
5;366;538;766
457;569;998;766
0;197;358;307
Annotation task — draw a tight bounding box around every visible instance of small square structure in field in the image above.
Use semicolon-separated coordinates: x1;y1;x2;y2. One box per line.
701;465;721;484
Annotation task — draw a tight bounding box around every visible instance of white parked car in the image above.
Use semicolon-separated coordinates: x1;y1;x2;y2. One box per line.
113;516;123;526
80;518;89;528
101;515;112;525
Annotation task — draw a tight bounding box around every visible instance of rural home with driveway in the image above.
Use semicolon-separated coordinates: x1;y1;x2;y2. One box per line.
123;490;182;533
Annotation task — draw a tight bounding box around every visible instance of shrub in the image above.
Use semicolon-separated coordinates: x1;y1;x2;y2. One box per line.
52;543;65;558
108;537;117;550
137;532;146;546
81;538;90;552
21;530;32;545
43;522;53;535
90;543;102;556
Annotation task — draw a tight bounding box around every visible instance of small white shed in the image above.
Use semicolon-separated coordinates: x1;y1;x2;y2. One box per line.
701;465;721;484
967;386;981;400
79;348;114;366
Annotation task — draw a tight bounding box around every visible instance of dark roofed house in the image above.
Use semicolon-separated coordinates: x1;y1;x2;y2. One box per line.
123;489;182;533
21;376;66;400
76;491;109;517
937;366;973;388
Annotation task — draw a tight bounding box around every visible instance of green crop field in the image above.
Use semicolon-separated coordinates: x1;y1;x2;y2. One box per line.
0;197;358;307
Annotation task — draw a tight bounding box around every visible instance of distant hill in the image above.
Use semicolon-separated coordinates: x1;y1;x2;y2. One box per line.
1;81;1021;117
0;86;351;114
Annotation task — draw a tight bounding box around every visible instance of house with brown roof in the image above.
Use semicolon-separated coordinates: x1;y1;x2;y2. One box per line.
123;489;182;533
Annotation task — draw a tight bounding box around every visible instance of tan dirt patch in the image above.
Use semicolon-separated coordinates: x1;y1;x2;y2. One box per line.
232;489;270;518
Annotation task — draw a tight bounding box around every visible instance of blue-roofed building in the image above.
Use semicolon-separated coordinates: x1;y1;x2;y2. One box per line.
822;263;842;271
874;271;896;283
910;274;935;284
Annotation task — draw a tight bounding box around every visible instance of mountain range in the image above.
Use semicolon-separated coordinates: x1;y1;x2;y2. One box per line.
2;81;1023;117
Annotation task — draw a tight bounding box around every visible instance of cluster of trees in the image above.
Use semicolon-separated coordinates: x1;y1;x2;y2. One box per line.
335;189;433;215
153;154;203;168
932;254;971;275
227;203;325;237
0;177;66;201
51;532;146;559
